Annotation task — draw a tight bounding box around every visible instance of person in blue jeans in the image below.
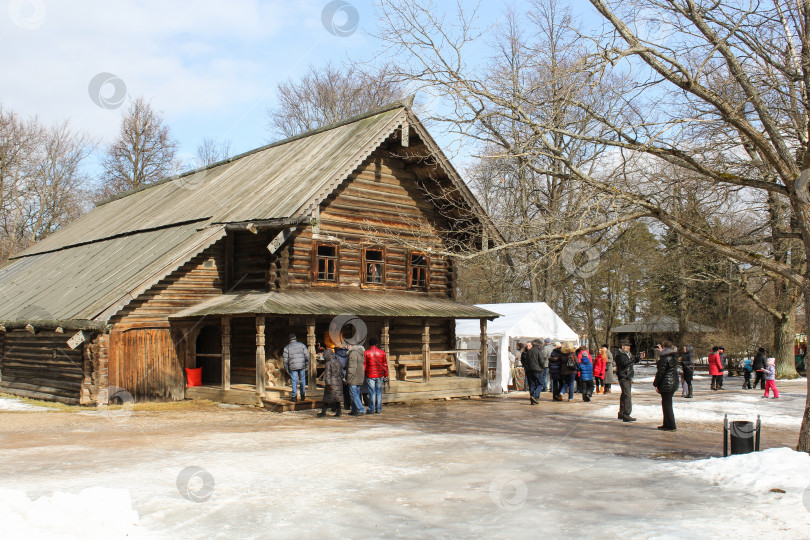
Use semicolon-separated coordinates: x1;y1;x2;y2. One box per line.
363;338;389;414
283;334;309;402
559;343;578;402
345;343;367;415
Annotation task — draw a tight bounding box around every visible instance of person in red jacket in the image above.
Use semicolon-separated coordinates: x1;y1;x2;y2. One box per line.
708;346;724;391
593;349;607;394
364;338;389;414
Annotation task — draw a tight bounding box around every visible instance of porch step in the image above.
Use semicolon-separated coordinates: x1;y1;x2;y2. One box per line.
261;397;322;413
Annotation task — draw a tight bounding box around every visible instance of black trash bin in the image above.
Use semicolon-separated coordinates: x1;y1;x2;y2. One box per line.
723;415;761;457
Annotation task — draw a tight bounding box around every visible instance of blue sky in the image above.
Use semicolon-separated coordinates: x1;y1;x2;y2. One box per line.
1;0;602;176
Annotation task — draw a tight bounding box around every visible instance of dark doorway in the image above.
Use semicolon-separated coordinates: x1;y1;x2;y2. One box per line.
196;325;222;385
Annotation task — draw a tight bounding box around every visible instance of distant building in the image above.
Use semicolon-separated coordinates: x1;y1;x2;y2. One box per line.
612;315;716;359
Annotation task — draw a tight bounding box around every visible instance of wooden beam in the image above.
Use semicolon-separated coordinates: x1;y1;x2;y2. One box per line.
382;318;390;354
225;216;311;232
480;318;488;386
422;319;430;383
224;233;233;290
306;317;316;393
186;326;199;369
222;316;231;390
256;316;266;398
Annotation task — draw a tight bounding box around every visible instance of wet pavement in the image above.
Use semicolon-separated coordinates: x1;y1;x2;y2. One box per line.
0;377;807;538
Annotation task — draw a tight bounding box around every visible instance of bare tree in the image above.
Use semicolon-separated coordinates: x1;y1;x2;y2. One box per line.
266;62;405;138
97;97;179;200
195;137;232;167
0;105;93;261
374;0;810;450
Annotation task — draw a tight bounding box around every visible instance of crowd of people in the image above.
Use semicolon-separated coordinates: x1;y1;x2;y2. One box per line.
283;333;390;417
519;339;782;433
518;339;617;405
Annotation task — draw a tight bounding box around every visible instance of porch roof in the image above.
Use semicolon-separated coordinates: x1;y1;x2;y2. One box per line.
169;291;500;320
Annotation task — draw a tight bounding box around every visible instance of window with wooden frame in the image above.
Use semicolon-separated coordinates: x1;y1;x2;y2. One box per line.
408;252;429;289
362;248;385;286
314;243;339;282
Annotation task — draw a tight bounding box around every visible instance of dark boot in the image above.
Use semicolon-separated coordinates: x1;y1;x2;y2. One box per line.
335;407;342;417
317;405;327;418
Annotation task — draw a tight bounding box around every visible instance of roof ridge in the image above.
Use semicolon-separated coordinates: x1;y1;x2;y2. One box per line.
95;96;415;207
10;218;213;259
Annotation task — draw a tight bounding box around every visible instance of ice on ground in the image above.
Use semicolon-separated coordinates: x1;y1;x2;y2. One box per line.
591;391;805;428
0;486;141;538
0;397;49;412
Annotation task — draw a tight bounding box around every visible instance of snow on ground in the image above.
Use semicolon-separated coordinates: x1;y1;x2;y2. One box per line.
2;420;808;539
592;390;804;428
662;448;810;532
0;487;141;539
0;397;49;412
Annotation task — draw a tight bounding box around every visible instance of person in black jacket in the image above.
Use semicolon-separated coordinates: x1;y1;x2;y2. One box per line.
752;347;767;390
614;341;636;422
548;343;564;401
654;341;679;431
680;345;694;398
520;341;543;404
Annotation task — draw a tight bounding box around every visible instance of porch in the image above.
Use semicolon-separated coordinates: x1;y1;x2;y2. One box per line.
170;291;498;410
184;376;487;411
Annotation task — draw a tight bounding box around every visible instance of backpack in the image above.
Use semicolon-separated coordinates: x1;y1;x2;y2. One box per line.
565;355;578;371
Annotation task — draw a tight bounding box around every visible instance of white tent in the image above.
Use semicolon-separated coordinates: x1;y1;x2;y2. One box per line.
455;303;580;393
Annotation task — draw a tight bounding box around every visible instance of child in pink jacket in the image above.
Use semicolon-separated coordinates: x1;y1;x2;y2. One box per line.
762;358;779;399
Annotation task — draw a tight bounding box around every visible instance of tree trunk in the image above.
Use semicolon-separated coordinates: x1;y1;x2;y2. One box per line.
773;311;799;379
797;288;810;453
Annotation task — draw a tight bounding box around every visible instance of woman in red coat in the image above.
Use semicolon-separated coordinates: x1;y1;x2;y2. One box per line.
593;349;607;394
708;346;723;390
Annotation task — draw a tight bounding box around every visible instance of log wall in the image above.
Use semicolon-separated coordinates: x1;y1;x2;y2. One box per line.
0;330;84;404
109;243;225;401
283;148;455;298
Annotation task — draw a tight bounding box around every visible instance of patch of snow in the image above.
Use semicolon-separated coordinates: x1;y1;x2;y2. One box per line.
0;486;141;539
0;397;49;412
661;447;810;532
591;392;804;428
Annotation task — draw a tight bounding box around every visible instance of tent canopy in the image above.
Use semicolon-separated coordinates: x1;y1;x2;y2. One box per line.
456;302;579;342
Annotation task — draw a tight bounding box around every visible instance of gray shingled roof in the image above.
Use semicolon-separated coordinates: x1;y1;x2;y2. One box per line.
170;291;499;320
612;315;717;334
0;223;225;322
0;99;500;325
18;104;405;257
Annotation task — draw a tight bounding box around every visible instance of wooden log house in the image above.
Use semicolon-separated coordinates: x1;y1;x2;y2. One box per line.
0;98;501;409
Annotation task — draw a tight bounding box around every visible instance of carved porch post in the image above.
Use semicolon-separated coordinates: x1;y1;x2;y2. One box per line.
222;316;231;390
256;316;266;398
307;317;316;394
422;319;431;383
480;318;488;388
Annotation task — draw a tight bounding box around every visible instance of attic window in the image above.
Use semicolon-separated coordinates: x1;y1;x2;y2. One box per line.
409;252;428;289
363;248;385;285
315;243;338;282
